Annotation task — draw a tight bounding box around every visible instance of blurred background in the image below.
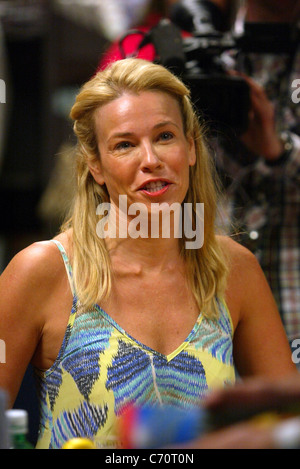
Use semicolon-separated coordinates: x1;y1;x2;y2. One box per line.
0;0;116;269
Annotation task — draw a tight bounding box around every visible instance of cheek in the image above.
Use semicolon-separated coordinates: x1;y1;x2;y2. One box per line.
170;147;192;176
102;158;138;187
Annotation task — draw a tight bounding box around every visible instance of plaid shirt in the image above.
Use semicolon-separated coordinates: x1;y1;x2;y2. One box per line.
215;47;300;343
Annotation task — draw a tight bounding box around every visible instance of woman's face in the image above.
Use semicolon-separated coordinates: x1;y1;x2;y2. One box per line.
90;90;196;213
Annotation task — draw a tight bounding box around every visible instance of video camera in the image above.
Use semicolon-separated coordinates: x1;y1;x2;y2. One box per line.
119;1;299;136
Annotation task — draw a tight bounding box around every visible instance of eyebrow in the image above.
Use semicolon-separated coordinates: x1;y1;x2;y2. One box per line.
153;121;180;130
108;121;180;141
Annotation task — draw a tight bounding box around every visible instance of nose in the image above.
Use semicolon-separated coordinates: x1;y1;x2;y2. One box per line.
140;141;163;172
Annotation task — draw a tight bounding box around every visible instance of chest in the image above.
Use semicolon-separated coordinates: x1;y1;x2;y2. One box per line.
100;273;199;356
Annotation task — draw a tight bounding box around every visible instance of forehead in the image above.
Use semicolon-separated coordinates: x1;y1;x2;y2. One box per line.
94;90;183;135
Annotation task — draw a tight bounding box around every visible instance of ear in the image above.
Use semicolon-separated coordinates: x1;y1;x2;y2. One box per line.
87;158;105;185
187;135;196;167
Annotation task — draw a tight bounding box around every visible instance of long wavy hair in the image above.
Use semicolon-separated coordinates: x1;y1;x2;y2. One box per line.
62;58;228;318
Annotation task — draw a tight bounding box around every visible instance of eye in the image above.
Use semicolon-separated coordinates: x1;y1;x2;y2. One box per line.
158;131;174;142
115;141;133;150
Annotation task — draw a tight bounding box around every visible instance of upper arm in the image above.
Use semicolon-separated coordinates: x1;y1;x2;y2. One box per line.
0;242;57;406
224;238;296;378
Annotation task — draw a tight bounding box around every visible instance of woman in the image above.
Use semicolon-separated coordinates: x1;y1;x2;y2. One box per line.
0;58;295;449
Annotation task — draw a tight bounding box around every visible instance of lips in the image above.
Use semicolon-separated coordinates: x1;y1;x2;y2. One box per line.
138;179;171;195
141;181;168;192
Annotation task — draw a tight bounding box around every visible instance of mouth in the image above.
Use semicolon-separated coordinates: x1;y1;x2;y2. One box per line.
138;180;171;195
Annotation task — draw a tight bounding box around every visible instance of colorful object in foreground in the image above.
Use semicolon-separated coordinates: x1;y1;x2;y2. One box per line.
119;401;300;449
62;438;97;449
119;405;208;449
5;409;33;449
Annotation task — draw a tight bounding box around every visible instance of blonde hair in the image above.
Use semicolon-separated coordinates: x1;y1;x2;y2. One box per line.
62;58;228;318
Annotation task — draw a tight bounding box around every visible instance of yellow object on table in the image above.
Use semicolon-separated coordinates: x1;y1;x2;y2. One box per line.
62;438;96;449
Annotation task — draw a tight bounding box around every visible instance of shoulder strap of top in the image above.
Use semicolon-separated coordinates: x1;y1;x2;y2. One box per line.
51;239;76;297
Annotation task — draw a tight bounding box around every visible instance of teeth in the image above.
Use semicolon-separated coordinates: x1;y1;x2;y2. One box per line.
143;181;167;193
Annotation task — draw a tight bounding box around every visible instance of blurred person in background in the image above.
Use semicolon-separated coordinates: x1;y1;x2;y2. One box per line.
98;0;179;69
209;0;300;355
53;0;172;41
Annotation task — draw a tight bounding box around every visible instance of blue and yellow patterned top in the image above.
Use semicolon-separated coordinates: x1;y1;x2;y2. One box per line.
35;240;235;449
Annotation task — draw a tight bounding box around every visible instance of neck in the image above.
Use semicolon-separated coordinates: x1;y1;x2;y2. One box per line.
106;232;183;274
101;199;184;272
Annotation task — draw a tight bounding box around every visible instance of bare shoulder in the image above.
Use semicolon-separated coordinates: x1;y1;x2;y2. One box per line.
217;236;295;377
0;232;74;404
1;241;61;286
216;235;268;329
217;235;261;273
0;231;72;295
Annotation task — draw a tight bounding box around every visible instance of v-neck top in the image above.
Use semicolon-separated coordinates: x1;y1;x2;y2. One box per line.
35;240;235;449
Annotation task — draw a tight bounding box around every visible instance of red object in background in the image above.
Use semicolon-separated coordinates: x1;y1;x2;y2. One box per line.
99;30;156;70
97;13;160;71
97;12;191;72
